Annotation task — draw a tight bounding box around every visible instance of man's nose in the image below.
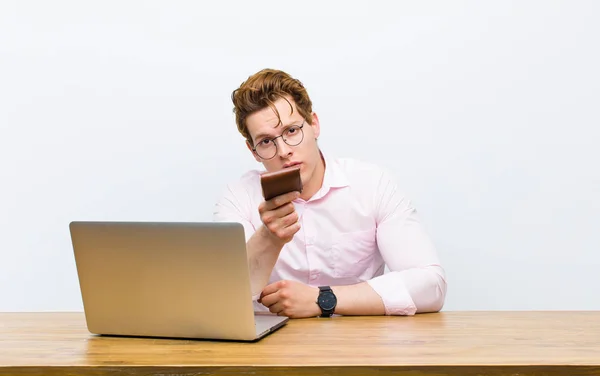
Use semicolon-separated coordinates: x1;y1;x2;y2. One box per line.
275;137;292;158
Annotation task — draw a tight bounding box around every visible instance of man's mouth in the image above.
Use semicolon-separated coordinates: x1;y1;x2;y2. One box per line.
283;162;302;169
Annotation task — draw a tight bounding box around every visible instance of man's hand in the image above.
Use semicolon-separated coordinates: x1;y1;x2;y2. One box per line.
258;191;301;246
258;280;320;318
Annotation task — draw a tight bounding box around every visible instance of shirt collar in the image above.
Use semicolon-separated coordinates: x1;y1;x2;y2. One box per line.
320;150;349;190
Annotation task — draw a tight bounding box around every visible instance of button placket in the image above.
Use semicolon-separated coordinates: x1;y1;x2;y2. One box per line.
302;202;319;283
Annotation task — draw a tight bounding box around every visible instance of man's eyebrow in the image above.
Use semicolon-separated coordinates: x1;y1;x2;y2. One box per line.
254;120;303;141
254;131;273;141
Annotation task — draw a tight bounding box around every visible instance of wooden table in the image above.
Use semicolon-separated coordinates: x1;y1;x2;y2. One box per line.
1;311;599;375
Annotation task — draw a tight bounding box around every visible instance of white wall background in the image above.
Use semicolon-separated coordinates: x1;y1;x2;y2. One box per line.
1;1;598;312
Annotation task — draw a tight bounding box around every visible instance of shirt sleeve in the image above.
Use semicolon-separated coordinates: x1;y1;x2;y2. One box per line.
366;170;447;315
212;184;257;243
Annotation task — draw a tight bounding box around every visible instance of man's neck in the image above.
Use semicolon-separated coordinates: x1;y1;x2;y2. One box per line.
299;152;326;201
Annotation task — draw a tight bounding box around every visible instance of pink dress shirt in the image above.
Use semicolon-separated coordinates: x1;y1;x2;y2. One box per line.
213;153;447;315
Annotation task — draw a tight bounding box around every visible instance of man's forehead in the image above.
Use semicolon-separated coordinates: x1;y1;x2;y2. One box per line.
266;99;296;123
249;103;300;131
262;110;288;128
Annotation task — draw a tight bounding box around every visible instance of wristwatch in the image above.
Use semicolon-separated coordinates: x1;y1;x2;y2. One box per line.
316;286;337;317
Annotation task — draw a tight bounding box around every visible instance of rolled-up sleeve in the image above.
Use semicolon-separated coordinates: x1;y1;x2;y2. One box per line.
366;171;447;315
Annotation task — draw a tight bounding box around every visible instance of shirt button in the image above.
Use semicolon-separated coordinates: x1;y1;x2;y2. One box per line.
310;273;318;280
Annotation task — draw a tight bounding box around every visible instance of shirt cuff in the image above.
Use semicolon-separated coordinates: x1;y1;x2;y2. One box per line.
367;272;417;316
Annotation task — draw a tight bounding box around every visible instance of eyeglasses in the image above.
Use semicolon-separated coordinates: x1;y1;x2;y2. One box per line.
251;120;305;160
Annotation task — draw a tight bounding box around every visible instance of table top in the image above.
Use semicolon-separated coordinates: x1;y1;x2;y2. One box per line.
1;311;599;375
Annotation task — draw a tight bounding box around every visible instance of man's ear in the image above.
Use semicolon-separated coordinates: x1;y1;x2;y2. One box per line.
310;112;321;139
246;140;262;163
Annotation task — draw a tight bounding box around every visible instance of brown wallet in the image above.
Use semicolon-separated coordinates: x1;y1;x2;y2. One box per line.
260;166;303;201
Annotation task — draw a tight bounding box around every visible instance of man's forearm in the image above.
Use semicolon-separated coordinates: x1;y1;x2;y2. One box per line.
331;282;386;315
246;226;284;296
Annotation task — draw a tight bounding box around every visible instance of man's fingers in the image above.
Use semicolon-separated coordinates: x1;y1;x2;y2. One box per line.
277;210;299;229
268;301;285;315
259;202;295;227
264;191;300;211
259;282;280;302
259;291;279;308
274;202;295;219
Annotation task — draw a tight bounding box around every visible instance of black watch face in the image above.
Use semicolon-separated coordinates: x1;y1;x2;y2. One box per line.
318;291;337;311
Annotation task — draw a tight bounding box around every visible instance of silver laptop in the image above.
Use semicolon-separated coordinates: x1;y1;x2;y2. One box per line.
69;221;288;341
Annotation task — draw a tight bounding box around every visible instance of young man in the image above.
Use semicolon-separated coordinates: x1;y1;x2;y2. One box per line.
213;69;446;318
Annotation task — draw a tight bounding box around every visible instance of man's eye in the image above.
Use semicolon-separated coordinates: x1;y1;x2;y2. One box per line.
260;139;272;146
287;127;297;134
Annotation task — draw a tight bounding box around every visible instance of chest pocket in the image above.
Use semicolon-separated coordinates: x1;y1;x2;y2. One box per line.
330;228;377;278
